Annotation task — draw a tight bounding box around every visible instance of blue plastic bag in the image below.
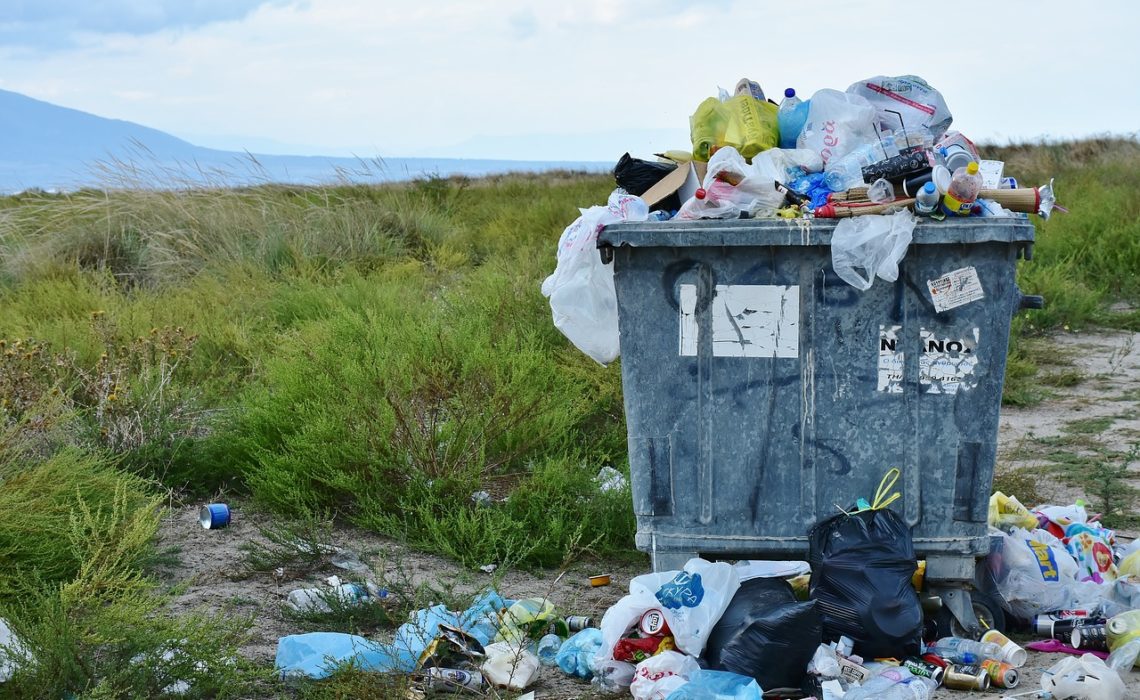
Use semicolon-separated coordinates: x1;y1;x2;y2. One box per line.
665;669;763;700
556;627;603;679
275;633;394;679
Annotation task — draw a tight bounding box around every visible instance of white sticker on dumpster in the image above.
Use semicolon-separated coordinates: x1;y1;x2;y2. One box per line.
678;284;798;358
919;328;980;395
878;325;904;393
927;266;985;312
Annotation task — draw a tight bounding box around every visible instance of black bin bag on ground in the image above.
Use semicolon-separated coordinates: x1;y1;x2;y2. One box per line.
701;576;822;690
808;506;923;659
613;153;679;211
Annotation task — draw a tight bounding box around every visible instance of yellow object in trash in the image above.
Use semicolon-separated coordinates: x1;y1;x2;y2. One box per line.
988;492;1038;531
495;597;557;643
690;95;779;162
911;560;926;592
1107;610;1140;667
1119;550;1140;578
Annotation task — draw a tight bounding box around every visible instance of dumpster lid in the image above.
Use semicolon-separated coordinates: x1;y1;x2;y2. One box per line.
599;217;1036;248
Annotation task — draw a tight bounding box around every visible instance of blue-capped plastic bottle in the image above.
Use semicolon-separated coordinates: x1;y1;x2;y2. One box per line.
778;88;810;150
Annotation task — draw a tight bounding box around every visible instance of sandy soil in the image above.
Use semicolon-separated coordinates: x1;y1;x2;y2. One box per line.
156;330;1140;699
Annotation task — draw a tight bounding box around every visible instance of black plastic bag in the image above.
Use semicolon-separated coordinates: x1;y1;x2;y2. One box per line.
701;577;822;690
613;153;678;211
807;507;922;659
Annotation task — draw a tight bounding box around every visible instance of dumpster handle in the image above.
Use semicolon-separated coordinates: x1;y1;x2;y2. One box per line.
1018;294;1045;310
598;244;614;265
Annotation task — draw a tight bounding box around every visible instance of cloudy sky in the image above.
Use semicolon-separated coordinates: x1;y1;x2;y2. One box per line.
1;0;1136;161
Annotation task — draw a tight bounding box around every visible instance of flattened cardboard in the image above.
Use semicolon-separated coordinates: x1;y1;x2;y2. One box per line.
639;160;707;208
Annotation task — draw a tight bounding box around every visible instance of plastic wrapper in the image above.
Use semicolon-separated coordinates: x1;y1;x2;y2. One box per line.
663;669;762;700
675;147;785;221
988;492;1039;531
1040;653;1125;700
796;89;878;167
630;651;701;700
1065;522;1118;584
540;190;648;365
846;75;953;141
701;577;821;690
807;506;923;659
593;659;637;694
830;210;917;291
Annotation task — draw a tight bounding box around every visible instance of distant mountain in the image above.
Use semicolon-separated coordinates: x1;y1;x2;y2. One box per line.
0;89;608;193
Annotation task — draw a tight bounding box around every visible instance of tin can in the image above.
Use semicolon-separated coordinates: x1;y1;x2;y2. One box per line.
639;609;668;636
426;667;484;691
588;574;611;587
1072;624;1109;652
565;615;593;633
1033;614;1097;636
837;657;870;684
902;657;945;685
199;503;230;529
943;664;991;691
862;147;932;184
1046;617;1105;640
980;658;1020;689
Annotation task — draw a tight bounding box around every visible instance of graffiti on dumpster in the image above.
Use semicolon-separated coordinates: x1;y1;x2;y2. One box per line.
678;284;799;358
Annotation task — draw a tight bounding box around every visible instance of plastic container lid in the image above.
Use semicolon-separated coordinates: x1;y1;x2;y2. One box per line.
784;88;796;98
932;165;952;194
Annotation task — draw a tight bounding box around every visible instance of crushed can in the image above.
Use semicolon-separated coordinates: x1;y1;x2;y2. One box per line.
943;664;991;691
425;668;483;692
980;658;1020;689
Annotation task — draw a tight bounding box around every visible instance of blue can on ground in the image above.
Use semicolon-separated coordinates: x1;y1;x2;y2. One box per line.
200;503;231;529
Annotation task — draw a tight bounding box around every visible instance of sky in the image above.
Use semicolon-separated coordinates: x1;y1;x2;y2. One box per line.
1;0;1137;162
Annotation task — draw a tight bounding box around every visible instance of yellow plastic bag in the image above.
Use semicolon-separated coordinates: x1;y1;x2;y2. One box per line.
689;95;779;162
1119;550;1140;578
988;492;1038;530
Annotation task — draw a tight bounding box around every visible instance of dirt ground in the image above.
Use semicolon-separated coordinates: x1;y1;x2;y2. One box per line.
156;330;1140;699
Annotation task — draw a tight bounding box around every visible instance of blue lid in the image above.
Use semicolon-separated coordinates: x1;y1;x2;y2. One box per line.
784;88;796;98
922;182;936;193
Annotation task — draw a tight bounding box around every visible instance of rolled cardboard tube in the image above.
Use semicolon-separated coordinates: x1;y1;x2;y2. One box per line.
979;188;1039;214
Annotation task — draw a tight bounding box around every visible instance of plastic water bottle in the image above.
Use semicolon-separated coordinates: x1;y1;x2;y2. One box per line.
914;182;940;216
928;636;1003;664
842;667;913;700
778;88;809;149
940;162;982;217
823;141;888;192
537;633;562;666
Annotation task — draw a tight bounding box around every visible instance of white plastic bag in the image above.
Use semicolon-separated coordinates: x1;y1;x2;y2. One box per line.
630;651;701;700
846;75;953;141
481;641;540;690
796;89;878;166
596;571;676;666
651;559;740;657
831;209;917;290
1041;653;1126;700
540;190;649;365
676;147;785;221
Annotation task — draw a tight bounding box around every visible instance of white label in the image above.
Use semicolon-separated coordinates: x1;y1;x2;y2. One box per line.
878;325;904;393
928;266;985;313
919;328;980;395
978;160;1005;189
678;284;799;358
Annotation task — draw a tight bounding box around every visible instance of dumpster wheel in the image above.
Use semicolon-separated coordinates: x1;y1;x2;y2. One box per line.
932;590;1006;639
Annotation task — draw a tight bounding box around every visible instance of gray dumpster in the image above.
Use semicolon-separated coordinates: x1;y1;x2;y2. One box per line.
598;217;1038;631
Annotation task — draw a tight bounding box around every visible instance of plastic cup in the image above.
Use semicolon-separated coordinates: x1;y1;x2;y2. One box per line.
981;629;1027;667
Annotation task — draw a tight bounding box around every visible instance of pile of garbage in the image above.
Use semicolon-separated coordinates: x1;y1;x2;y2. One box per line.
541;74;1061;366
271;482;1139;698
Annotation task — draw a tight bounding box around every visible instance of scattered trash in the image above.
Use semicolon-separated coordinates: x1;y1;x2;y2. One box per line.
329;548;371;576
595;465;628;493
663;668;763;700
479;563;497;574
470;490;491;507
0;619;27;683
285;581;384;614
424;667;483;692
629;651;699;700
556;627;602;679
199;503;230;529
1041;653;1126;700
589;574;611;588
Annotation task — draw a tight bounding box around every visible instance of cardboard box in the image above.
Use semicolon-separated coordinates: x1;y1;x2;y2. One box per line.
639;160;707;209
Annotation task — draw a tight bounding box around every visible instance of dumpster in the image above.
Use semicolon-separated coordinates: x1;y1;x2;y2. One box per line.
598;216;1038;632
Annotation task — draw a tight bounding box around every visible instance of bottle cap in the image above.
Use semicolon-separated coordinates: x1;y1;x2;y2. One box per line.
695;188;707;200
784;88;796;98
922;182;936;194
966;161;979;175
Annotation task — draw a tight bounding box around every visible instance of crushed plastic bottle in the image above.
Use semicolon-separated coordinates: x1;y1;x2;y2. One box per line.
823;141;888;192
926;637;1002;665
